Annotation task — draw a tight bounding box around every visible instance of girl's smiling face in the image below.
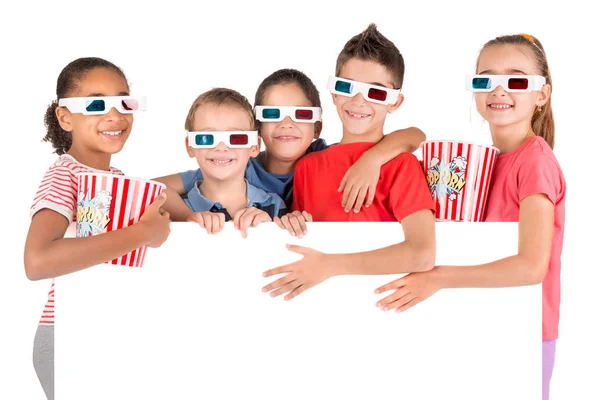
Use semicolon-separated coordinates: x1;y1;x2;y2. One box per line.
56;67;134;156
474;44;550;131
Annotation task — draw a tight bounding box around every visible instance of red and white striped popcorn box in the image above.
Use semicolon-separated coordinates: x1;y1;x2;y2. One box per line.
421;141;499;222
76;173;166;267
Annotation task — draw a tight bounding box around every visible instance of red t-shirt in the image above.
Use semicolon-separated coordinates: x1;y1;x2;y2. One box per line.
292;142;435;221
484;136;566;341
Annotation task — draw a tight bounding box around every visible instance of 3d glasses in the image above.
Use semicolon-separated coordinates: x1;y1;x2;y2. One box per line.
327;76;401;105
187;131;259;149
58;96;147;115
465;75;546;93
255;106;322;123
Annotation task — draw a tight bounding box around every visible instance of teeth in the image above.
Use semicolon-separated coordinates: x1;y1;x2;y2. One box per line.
348;111;369;118
489;104;512;109
210;159;233;164
102;130;122;136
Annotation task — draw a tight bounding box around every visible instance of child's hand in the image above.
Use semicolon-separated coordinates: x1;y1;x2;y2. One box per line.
262;244;333;300
187;211;225;235
274;211;312;238
338;154;380;213
374;268;442;312
233;207;271;238
139;193;171;248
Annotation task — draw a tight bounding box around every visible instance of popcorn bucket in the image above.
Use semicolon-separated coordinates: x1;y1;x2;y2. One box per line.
421;141;499;222
76;173;165;267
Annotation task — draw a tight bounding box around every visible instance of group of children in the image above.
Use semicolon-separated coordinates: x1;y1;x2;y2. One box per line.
24;25;565;400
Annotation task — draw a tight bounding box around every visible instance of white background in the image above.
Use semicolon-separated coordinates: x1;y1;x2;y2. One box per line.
0;0;598;399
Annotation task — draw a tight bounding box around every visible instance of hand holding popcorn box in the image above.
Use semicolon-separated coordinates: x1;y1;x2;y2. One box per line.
76;173;166;267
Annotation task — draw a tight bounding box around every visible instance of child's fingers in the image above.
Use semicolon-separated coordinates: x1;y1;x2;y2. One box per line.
204;214;213;234
233;209;246;231
302;211;313;222
353;186;369;213
295;215;308;236
365;187;376;208
343;185;360;212
253;211;271;226
338;173;348;193
341;183;354;210
284;284;308;301
396;297;421;312
374;277;406;294
376;288;410;309
273;216;285;229
262;272;296;293
280;216;296;236
239;212;255;238
211;214;223;234
216;213;225;232
269;280;301;298
288;216;304;238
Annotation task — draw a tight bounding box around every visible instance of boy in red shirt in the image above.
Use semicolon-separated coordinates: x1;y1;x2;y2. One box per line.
262;24;436;300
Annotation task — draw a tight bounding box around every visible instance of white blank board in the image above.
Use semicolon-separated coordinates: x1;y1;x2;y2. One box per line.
56;222;540;400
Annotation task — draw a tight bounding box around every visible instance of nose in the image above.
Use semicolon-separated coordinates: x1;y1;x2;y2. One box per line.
278;116;294;128
350;92;368;105
490;85;508;96
103;107;126;121
213;141;229;151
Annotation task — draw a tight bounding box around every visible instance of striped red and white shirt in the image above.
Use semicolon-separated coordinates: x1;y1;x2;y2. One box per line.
30;154;124;326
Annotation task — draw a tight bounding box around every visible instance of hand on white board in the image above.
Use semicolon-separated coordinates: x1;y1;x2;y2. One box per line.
233;207;271;238
262;244;333;300
187;211;225;235
374;267;442;312
274;210;312;238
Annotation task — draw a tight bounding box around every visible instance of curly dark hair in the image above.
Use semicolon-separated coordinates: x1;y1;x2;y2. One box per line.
43;57;128;155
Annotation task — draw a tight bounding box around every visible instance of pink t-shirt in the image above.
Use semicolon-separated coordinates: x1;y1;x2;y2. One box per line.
484;136;566;340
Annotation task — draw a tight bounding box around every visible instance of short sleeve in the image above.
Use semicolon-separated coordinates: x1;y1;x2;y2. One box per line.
179;168;203;194
30;165;78;222
291;160;307;212
517;152;563;205
388;154;435;222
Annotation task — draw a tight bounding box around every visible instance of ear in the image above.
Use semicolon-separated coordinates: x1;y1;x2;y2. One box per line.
313;121;322;139
185;136;195;158
55;105;73;132
331;92;337;105
387;94;405;114
250;136;262;157
536;83;551;107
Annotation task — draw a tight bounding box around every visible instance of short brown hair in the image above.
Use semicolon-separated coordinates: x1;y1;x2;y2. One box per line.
335;23;405;90
185;88;257;131
254;68;321;109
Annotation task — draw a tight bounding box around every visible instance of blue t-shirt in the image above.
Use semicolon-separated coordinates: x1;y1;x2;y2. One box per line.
179;139;329;207
183;179;287;221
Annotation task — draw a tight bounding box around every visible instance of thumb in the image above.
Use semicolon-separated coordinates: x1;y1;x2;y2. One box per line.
150;192;167;209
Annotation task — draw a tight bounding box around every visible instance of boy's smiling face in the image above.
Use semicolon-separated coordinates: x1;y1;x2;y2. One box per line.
186;104;259;182
332;58;403;142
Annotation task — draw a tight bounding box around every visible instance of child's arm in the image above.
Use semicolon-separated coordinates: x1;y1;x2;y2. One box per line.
24;194;171;281
339;127;426;212
153;172;195;222
262;209;435;300
374;194;554;312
